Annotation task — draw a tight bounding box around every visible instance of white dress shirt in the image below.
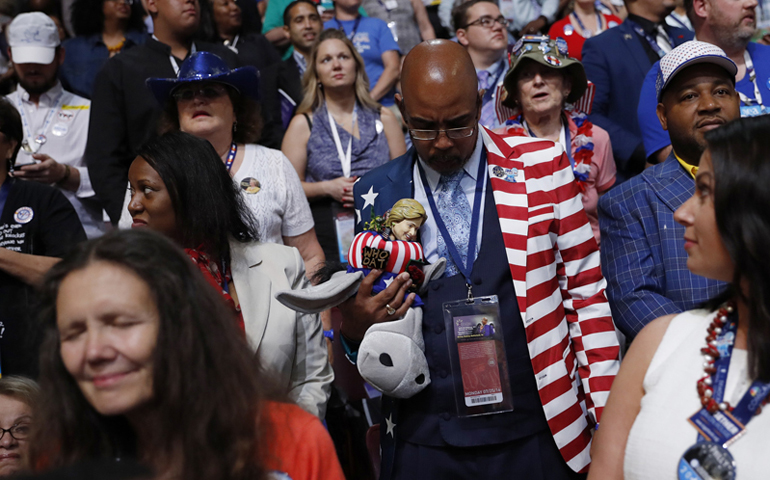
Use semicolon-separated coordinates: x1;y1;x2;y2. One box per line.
6;82;103;238
413;133;486;264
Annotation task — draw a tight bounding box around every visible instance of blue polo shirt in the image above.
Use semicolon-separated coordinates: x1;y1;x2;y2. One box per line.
637;42;770;160
324;17;401;106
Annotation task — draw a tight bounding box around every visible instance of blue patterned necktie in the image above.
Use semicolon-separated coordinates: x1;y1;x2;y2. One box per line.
435;169;472;277
478;70;497;128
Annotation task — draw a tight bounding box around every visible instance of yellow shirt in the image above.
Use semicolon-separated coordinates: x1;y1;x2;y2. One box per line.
675;153;698;179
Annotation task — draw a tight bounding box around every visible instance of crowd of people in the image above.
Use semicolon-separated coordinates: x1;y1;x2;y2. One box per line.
0;0;768;477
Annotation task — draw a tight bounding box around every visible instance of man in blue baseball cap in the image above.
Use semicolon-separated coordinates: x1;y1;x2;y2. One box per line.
599;41;739;342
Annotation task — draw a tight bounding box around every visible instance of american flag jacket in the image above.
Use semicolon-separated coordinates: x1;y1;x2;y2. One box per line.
353;127;620;472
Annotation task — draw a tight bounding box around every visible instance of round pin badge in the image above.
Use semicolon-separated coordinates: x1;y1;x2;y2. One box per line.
52;123;69;137
35;134;47;145
563;24;574;35
492;165;505;178
240;177;261;194
14;206;34;224
678;442;736;480
544;55;562;66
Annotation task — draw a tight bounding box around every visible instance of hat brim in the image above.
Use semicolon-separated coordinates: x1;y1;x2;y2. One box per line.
11;45;55;65
146;66;260;106
657;55;738;101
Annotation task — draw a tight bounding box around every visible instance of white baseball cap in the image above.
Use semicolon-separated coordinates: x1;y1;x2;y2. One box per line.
656;41;738;101
7;12;60;65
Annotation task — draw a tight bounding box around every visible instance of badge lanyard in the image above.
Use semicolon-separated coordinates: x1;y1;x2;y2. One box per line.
224;34;240;53
224;142;238;172
694;318;770;444
417;148;486;298
16;91;65;154
667;13;689;30
0;178;11;217
327;102;358;178
737;50;764;108
167;41;197;75
334;16;362;40
625;20;668;58
570;11;603;37
481;59;507;107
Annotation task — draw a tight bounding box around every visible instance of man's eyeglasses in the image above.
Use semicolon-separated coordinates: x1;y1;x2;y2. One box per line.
464;15;508;29
172;84;229;102
408;126;475;141
0;424;30;442
106;0;136;5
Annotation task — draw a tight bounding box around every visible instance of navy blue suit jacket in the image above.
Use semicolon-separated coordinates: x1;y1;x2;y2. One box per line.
353;148;548;449
598;153;725;338
582;21;692;181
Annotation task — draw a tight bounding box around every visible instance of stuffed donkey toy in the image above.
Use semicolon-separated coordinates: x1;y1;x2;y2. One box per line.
275;198;445;399
274;258;445;399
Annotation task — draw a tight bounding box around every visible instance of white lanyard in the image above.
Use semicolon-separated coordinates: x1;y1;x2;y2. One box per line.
738;50;763;107
154;35;197;75
327;103;357;177
224;34;239;53
16;90;64;154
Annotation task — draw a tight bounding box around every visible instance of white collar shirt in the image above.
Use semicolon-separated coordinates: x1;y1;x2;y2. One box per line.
6;82;103;237
413;133;486;264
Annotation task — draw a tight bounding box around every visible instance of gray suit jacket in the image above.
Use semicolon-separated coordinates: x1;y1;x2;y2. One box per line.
230;241;333;418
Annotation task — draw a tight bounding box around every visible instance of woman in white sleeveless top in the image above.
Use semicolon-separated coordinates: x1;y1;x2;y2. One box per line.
588;116;770;479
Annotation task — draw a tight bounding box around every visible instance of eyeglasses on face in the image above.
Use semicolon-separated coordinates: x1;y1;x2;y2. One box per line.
0;423;30;442
172;84;229;102
464;15;508;29
105;0;135;5
408;126;475;141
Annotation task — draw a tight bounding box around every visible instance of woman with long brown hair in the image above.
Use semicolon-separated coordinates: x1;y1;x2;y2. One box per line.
282;28;405;261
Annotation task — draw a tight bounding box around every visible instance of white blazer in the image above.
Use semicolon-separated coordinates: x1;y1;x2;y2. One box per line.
230;241;333;418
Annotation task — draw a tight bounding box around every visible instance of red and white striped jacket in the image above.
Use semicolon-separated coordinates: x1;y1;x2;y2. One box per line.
481;127;620;473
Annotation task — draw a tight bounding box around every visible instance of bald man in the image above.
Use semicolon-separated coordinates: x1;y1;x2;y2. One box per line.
340;40;620;478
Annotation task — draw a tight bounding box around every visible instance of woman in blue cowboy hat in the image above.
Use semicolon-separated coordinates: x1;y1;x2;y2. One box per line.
133;51;326;284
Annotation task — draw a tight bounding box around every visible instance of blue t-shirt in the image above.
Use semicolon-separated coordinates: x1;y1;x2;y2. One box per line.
324;17;401;106
637;42;770;160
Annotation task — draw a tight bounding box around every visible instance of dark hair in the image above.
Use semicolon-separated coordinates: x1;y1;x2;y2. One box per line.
452;0;495;30
70;0;145;37
136;131;258;262
28;229;270;479
158;86;263;145
706;115;770;382
0;98;23;171
283;0;318;26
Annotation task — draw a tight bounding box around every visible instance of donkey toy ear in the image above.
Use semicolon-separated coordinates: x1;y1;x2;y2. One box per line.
275;270;365;314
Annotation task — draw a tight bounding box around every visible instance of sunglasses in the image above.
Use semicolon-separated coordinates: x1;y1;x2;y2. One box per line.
172;84;229;102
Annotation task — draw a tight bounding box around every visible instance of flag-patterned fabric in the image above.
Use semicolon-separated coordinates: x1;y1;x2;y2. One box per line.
481;127;620;473
347;230;426;275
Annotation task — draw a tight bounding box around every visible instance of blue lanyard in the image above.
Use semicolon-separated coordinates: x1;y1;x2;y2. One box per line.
697;316;770;442
0;178;11;218
667;14;688;30
481;59;507;107
334;16;362;40
570;11;603;37
416;148;487;285
224;142;238;172
625;19;668;58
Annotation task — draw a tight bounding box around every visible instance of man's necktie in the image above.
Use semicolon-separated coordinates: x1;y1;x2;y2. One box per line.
478;70;497;128
435;169;472;277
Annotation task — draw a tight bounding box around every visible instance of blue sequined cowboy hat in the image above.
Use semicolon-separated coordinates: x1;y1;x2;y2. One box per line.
146;51;260;105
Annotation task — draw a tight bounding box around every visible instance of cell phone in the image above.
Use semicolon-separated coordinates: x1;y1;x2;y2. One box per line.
13;153;37;167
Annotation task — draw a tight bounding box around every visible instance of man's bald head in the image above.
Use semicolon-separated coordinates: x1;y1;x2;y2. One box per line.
401;40;479;105
397;40;483;174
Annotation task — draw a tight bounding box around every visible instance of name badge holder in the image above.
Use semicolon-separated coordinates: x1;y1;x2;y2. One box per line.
418;148;514;418
443;295;514;417
678;305;770;480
